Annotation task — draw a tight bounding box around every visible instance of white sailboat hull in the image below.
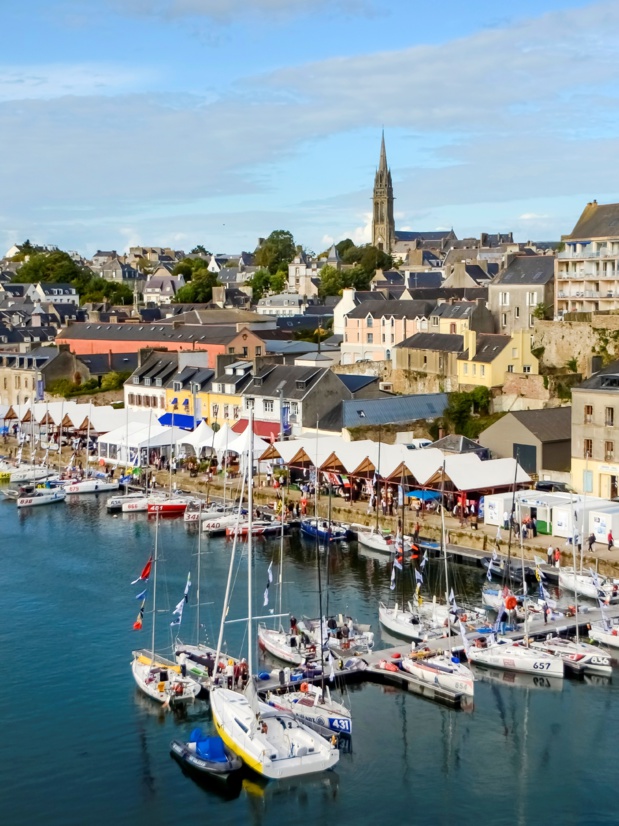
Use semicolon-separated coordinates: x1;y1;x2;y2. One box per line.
589;623;619;648
559;569;613;601
467;641;564;678
258;626;305;665
202;513;242;533
10;466;55;484
64;479;120;494
267;689;352;737
16;489;66;508
530;637;612;675
401;653;475;696
106;492;145;511
378;603;428;641
210;687;339;779
357;531;395;554
131;651;201;704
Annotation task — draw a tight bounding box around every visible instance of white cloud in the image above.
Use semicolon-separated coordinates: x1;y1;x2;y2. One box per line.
351;213;372;246
0;64;153;102
112;0;373;22
519;213;549;220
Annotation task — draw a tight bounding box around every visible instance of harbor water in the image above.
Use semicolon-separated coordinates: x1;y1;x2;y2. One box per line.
1;495;618;825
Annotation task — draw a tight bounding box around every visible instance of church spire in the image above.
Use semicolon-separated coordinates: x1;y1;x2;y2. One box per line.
378;129;388;173
372;131;395;254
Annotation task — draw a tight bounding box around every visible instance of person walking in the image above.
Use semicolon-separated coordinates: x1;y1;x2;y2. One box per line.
547;545;554;566
554;547;561;569
608;530;614;551
531;516;537;538
587;532;596;552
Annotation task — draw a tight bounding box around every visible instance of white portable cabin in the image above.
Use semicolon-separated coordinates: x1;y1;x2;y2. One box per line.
515;491;568;536
482;492;518;526
588;506;619;545
550;495;608;539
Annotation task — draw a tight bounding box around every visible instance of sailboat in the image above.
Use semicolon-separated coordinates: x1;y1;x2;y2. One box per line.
400;467;476;696
131;514;201;705
210;412;339;779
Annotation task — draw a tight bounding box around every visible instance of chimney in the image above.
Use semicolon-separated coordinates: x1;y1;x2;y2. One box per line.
108;349;113;371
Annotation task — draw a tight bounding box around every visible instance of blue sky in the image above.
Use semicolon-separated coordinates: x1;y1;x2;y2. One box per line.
2;0;619;256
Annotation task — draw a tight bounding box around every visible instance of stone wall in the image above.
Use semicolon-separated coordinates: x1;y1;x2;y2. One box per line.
493;372;581;411
534;316;619;376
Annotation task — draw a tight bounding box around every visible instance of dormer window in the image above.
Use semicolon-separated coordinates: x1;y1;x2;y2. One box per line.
132;376;140;385
155;378;162;387
143;378;151;386
254;377;263;387
296;380;306;390
173;381;182;392
366;316;373;327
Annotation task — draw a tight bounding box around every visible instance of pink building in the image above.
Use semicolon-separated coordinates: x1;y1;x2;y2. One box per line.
340;299;435;364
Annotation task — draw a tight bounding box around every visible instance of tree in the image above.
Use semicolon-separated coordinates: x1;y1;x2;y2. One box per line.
174;269;219;304
336;238;355;257
172;261;193;278
245;268;272;301
318;265;345;297
191;244;210;255
101;370;131;391
254;230;296;274
359;245;392;274
270;270;287;294
16;250;85;284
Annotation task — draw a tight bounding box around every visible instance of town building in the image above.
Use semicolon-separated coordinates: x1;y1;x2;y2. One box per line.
340;299;436;364
429;300;494;336
478;407;571;478
571;360;619;497
457;330;539;389
489;255;555;334
0;345;89;406
556;201;619;316
393;332;463;392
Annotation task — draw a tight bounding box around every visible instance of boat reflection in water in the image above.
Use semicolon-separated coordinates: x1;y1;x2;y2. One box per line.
470;664;564;692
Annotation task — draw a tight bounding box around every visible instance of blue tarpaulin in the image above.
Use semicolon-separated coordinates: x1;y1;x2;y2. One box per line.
158;413;196;430
406;490;441;501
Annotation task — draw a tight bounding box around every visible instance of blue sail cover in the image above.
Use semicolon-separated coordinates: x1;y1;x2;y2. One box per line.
196;736;227;763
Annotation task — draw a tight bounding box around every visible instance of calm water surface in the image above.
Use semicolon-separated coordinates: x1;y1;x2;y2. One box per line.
1;496;617;826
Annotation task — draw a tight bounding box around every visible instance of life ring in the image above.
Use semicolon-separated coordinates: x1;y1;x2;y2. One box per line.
174;682;183;695
613;630;618;637
300;682;309;693
505;596;518;610
342;640;350;649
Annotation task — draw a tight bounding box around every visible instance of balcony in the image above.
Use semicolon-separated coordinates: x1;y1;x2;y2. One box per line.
558;247;619;260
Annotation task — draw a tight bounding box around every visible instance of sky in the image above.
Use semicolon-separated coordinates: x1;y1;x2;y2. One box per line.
2;0;619;257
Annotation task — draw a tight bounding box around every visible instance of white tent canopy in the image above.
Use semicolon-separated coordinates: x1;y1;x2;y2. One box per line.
212;422;234;453
177;419;215;454
97;421;178;465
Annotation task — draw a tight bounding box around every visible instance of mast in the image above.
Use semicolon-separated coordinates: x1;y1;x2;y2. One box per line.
400;470;406;610
503;454;520;586
222;426;229;508
325;478;332;621
314;417;326;696
440;459;452;656
196;499;202;644
570;489;580;644
247;409;255;677
169;408;174;494
375;429;381;532
58;399;64;476
86;398;92;476
151;512;159;663
518;497;529;642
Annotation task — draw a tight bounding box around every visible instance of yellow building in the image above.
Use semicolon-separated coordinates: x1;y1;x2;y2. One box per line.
457;329;539;388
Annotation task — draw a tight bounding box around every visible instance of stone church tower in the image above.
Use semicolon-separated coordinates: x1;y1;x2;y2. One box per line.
372;132;395;253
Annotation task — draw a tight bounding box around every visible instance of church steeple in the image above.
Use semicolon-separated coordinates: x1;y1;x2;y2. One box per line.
372;131;395;253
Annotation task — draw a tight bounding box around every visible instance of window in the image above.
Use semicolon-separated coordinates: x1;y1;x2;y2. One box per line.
423;355;428;367
256;346;262;356
529;314;535;328
523;365;531;373
245;397;254;410
391;317;395;328
173;381;181;392
367;333;374;344
450;323;456;334
132;376;140;385
367;316;373;327
228;347;235;354
480;365;485;377
584;438;593;458
391;334;395;343
606;441;614;460
24;378;28;389
515;307;520;319
463;364;468;375
512;348;518;358
264;400;274;413
212;404;219;418
382;333;386;343
233;405;240;419
223;404;229;419
526;291;538;307
128;393;135;404
382;318;386;326
143;377;151;386
500;292;509;306
606;407;614;427
155;378;162;387
291;402;299;415
14;376;20;389
472;364;477;375
501;313;507;328
584;404;593;424
431;316;439;327
507;365;514;373
160;397;165;408
242;347;248;357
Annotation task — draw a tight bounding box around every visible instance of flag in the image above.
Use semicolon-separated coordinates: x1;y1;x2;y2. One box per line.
263;561;274;606
135;588;147;600
420;551;428;570
170;572;191;627
393;555;403;571
448;588;456;608
328;651;335;683
415;569;424;586
263;588;269;607
133;599;145;630
398;485;404;507
267;561;273;584
390;566;396;591
491;547;498;562
486;560;494;582
131;556;152;584
458;620;470;656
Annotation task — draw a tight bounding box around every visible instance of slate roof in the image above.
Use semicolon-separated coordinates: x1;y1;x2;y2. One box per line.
509;407;572;442
565;202;619;240
395;230;455;242
38;283;77;295
458;334;511;363
244;365;330;400
341;393;448;427
396;332;464;352
335;374;377;393
491;255;555;285
77;352;139;375
57;322;235;345
405;288;488;302
346;299;435;319
430;302;476;319
574;359;619;391
404;271;443;289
